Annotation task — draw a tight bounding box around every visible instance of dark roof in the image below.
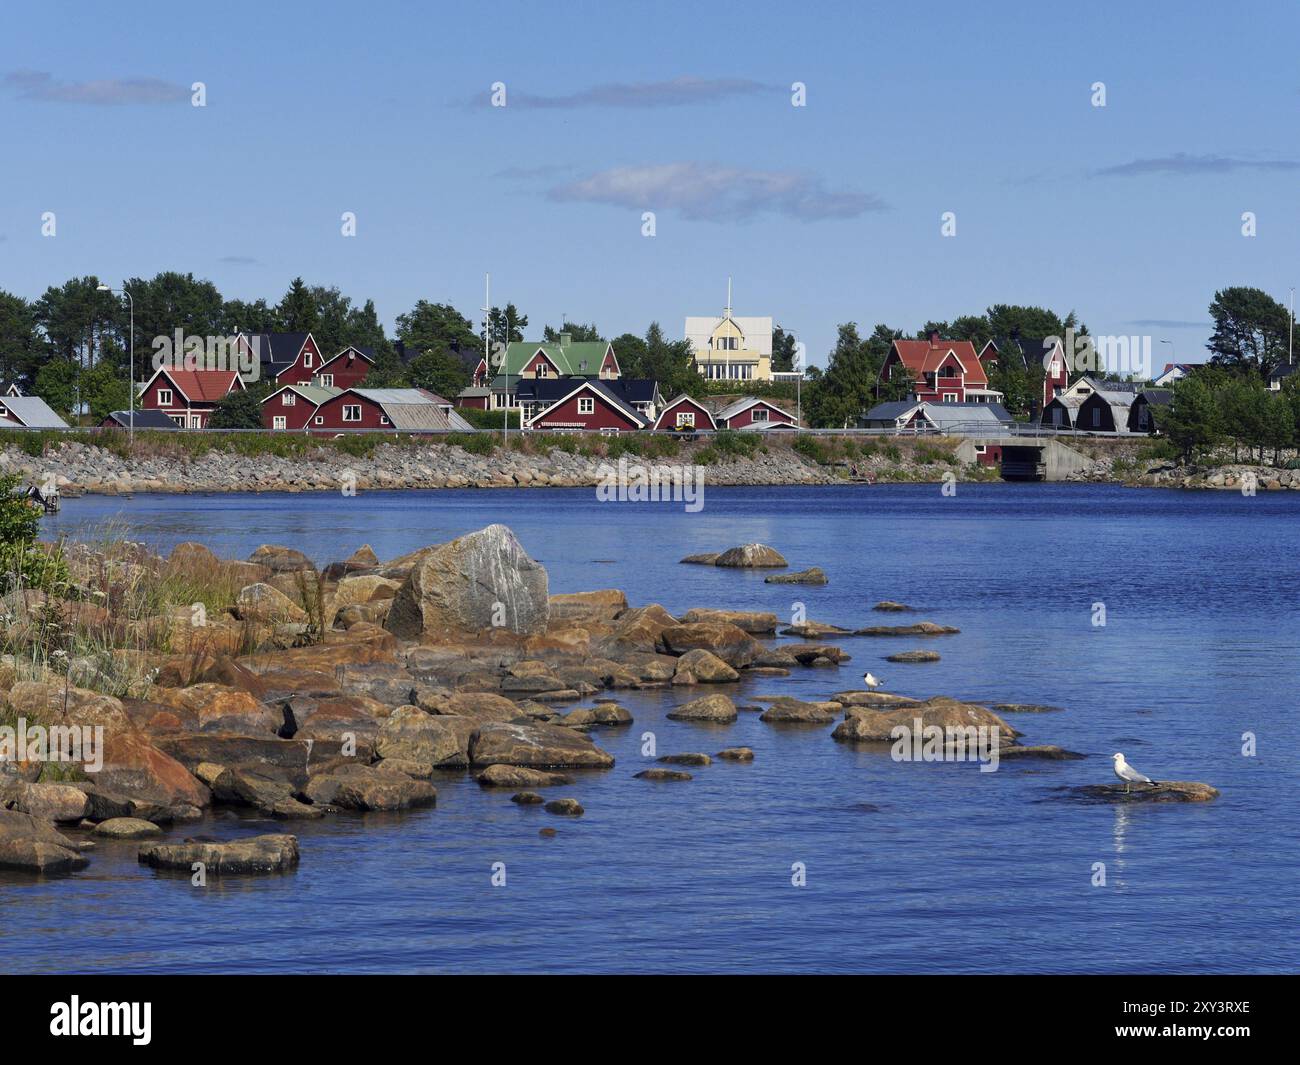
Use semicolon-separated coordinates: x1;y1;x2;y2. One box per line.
247;332;310;375
611;378;659;404
988;336;1059;370
515;378;577;403
1270;362;1297;382
1136;389;1173;406
102;409;181;429
862;400;920;421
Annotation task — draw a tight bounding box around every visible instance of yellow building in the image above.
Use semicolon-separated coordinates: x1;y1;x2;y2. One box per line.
685;285;773;381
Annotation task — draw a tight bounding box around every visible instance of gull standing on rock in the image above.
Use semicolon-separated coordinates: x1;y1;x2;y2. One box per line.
863;672;883;690
1112;752;1157;793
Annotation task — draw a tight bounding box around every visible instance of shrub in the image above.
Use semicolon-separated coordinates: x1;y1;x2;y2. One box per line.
444;432;496;456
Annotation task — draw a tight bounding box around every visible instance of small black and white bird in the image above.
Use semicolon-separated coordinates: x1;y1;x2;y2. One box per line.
1112;752;1157;793
863;672;883;690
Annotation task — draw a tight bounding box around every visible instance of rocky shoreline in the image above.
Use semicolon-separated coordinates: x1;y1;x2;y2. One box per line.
4;437;1298;496
0;527;1219;878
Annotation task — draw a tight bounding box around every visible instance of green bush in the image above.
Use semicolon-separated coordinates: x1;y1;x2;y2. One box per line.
604;436;644;459
458;407;521;431
444;432;496;456
695;445;720;465
713;429;760;457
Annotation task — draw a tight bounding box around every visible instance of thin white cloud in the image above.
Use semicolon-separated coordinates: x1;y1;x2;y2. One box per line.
1093;153;1300;177
475;75;777;110
4;70;189;105
548;162;886;222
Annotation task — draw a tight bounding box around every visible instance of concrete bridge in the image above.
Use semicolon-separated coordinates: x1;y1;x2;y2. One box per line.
952;436;1094;481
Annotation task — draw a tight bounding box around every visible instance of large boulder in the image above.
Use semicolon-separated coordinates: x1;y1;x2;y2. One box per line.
233;583;309;625
766;567;828;585
1068;782;1220;803
672;648;740;684
0;781;90;823
548;590;628;623
598;605;679;657
375;707;476;768
301;763;437;811
714;543;787;568
469;721;615;768
679;608;779;635
248;545;315;574
138;833;300;875
832;696;1017;744
666;693;738;723
658;622;761;668
97;732;212;809
0;808;88;873
384;525;549;639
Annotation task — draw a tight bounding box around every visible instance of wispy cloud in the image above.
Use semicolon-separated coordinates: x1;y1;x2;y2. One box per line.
1127;319;1211;329
547;162;886;222
1093;153;1300;178
4;69;189;105
475;75;778;110
219;255;259;265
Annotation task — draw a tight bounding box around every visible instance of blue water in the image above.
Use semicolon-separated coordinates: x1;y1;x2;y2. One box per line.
4;483;1298;973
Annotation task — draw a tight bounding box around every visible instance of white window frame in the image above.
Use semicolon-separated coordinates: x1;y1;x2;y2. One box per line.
751;407;769;422
314;415;324;426
578;396;595;414
304;353;313;368
343;404;362;422
282;392;296;405
273;416;287;430
676;411;695;427
319;374;333;387
158;388;173;405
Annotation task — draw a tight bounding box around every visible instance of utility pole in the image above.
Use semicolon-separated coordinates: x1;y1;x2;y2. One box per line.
1290;287;1294;366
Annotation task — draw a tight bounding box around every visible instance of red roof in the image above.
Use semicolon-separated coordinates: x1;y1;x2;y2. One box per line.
163;369;243;402
890;339;987;387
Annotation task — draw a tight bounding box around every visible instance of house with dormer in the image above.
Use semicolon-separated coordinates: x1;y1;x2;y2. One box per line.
684;288;774;382
879;333;1001;404
463;332;622;412
977;336;1070;412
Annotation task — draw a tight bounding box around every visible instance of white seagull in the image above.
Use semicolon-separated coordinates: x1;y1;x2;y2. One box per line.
863;672;883;690
1112;752;1157;793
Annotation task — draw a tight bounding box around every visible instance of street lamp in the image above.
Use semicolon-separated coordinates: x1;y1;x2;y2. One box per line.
97;283;134;443
1159;339;1173;382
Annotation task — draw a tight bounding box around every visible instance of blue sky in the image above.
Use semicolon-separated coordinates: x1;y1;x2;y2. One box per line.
2;0;1297;368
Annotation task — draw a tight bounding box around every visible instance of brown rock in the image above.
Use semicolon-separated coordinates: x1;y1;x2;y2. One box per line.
714;543;787;568
716;747;755;762
635;768;692;782
139;833;300;874
666;693;738;723
765;567;828;585
855;622;960;637
476;764;573;788
659;622;761;668
886;650;941;663
544;798;584;816
679;608;779;634
470;721;615;768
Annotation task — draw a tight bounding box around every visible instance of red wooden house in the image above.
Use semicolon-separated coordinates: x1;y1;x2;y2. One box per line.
880;333;999;404
233;332;325;387
523;380;645;433
311;388;471;433
138;367;244;428
977;336;1070;412
652;394;718;432
261;384;341;431
313;346;374;390
713;396;798;429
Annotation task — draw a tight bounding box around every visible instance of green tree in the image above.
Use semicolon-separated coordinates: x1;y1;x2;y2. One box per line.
1162;376;1223;462
407;350;470;398
0;290;43;387
1206;287;1290;377
806;323;876;427
640;322;696;397
276;277;320;333
80;361;131;423
221;297;278;335
123;272;225;361
208;387;266;430
395;301;479;361
772;326;799;372
543;321;601;342
610;332;649;378
34;359;79;418
489;303;528;346
34;276;122;370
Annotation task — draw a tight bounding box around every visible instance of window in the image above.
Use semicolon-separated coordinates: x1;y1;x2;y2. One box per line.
1091;407;1101;428
319;374;333;387
974;444;986;454
304;353;313;368
343;404;362;422
273;416;287;430
752;408;769;422
379;415;389;426
282;392;296;406
942;393;958;403
676;411;695;428
578;397;595;414
314;415;324;425
158;389;173;405
189;415;202;429
536;362;548;377
169;414;184;426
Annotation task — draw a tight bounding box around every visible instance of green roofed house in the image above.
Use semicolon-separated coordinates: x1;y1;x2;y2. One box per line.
458;332;621;411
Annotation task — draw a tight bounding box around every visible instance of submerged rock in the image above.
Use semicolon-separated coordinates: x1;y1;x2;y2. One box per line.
886;650;941;663
758;697;840;724
993;703;1065;714
138;833;300;874
93;817;164;839
544;798;584;816
716;747;755;762
871;601;912;612
635;768;692;782
714;543;787;568
765;567;828;585
856;622;961;637
679;552;721;565
511;791;544;805
657;753;711;766
0;809;88;873
666;693;738;724
1067;782;1219;803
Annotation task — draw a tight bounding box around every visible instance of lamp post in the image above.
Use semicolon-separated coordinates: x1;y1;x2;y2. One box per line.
1159;339;1173;382
97;283;134;443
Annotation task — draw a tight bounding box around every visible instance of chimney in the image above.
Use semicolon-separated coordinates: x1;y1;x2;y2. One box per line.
559;332;572;347
928;330;941;345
